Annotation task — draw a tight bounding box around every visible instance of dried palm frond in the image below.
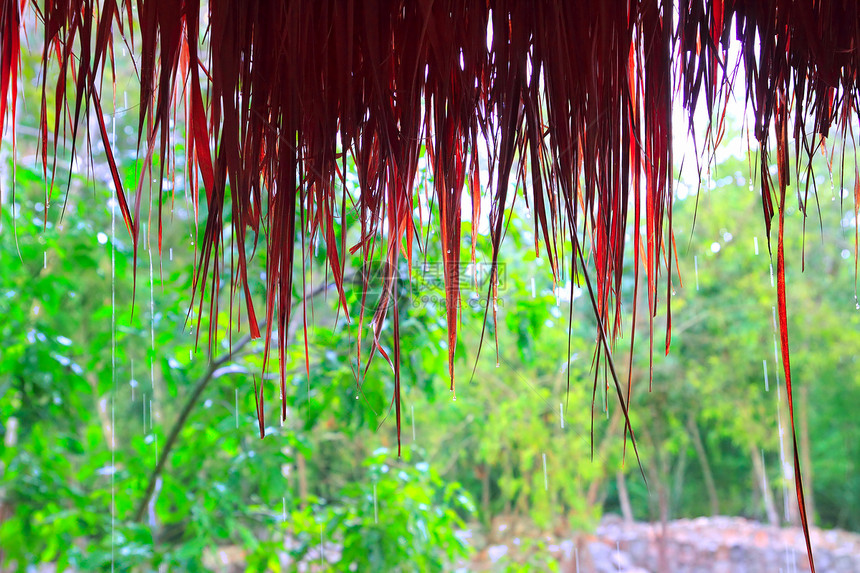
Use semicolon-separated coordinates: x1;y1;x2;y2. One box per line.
4;2;860;568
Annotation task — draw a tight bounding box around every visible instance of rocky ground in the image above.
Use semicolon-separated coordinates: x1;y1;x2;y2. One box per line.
467;515;860;572
19;515;859;571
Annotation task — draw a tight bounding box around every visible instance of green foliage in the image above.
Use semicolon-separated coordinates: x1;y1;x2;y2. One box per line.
0;122;474;570
312;448;472;572
2;41;860;573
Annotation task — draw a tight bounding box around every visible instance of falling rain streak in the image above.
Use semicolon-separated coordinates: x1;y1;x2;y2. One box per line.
694;255;699;291
110;195;116;573
148;233;156;430
778;398;790;522
111;390;115;573
763;359;769;391
769;306;791;520
373;482;378;524
754;236;760;256
559;402;565;429
604;380;609;420
771;307;780;388
542;453;548;491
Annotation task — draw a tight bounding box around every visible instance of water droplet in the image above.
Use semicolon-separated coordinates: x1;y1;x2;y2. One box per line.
694;255;700;291
373;482;378;523
495;361;500;368
355;395;359;399
542;453;548;491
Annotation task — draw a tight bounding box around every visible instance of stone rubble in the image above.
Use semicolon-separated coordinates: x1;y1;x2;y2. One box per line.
592;515;860;573
467;515;860;572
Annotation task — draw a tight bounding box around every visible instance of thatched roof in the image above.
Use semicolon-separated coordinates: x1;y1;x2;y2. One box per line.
3;2;860;567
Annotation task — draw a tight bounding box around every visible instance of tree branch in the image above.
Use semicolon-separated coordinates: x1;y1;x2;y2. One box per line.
133;277;350;522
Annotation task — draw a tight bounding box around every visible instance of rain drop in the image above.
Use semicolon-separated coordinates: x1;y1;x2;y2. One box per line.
542;453;548;491
373;482;378;523
694;255;699;291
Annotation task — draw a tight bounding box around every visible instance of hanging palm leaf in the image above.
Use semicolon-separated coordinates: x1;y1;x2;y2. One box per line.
4;2;860;569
